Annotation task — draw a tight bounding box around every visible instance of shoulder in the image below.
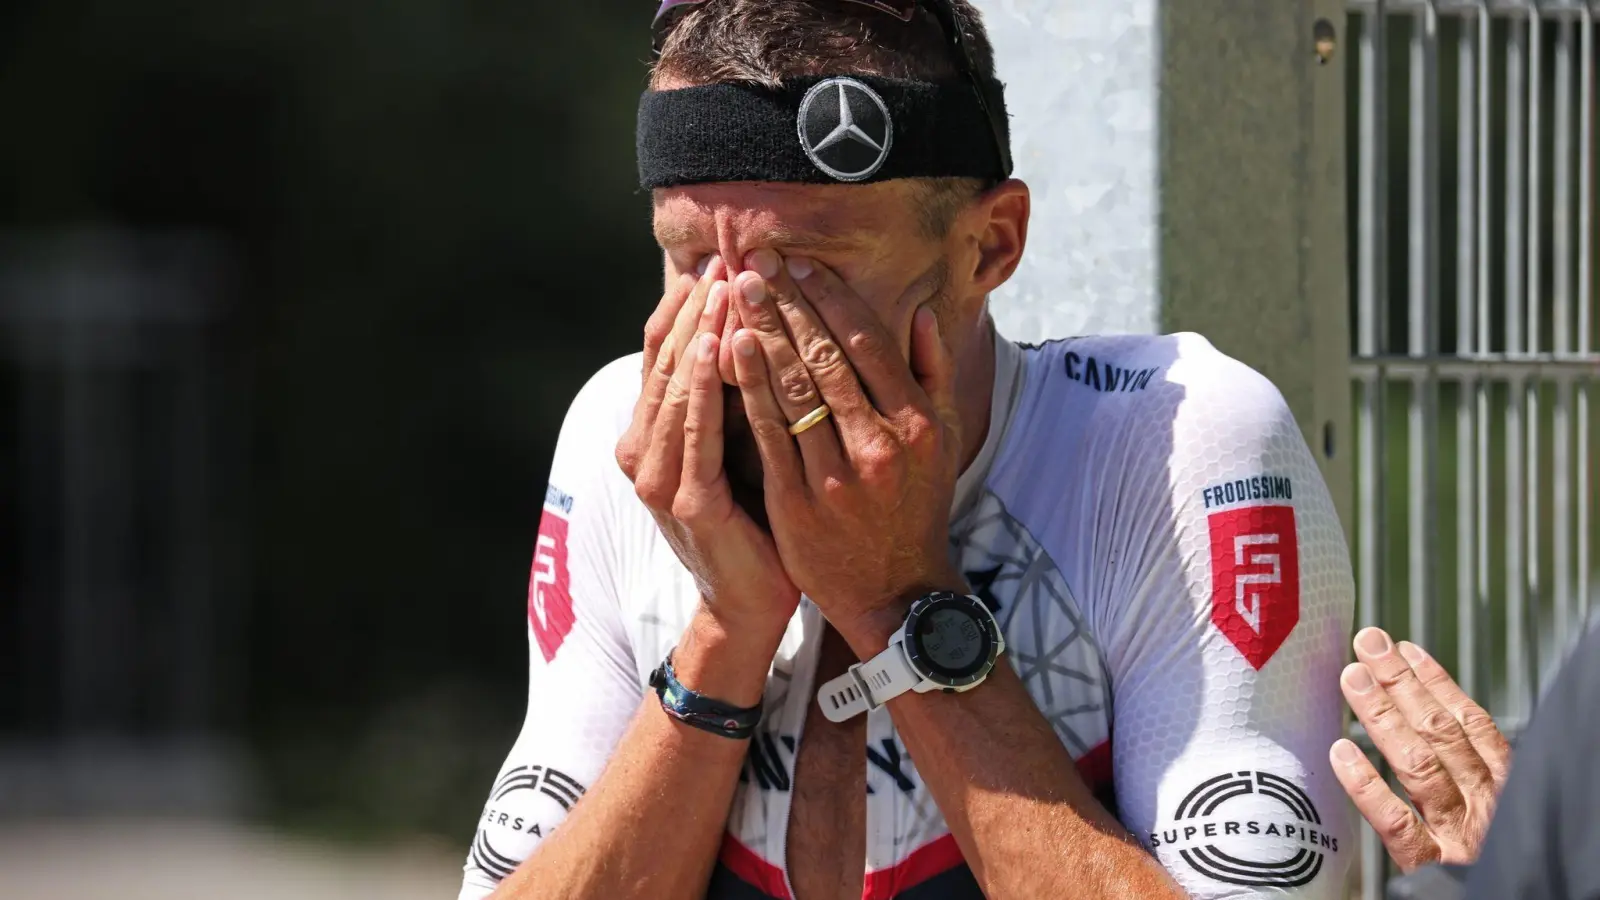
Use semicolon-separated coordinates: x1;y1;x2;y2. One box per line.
1011;333;1295;465
567;353;644;431
1022;332;1286;419
551;353;644;456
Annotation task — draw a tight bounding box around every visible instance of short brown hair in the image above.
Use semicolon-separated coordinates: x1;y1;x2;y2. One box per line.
652;0;1000;238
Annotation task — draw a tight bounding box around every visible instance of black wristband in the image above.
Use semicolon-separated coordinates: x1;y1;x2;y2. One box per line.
649;650;763;740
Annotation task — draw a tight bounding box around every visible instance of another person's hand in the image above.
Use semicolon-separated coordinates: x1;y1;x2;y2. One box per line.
1329;627;1512;872
727;249;964;651
616;258;800;647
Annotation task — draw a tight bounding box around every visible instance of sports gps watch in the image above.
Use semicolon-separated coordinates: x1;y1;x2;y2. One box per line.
816;590;1004;722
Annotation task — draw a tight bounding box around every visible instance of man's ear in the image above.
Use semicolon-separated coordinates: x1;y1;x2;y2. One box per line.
962;179;1030;296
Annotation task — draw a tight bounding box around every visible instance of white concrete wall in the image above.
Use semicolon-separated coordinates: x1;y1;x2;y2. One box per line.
978;0;1161;342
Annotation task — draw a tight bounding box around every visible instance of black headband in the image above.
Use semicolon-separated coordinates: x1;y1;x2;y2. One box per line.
637;74;1010;189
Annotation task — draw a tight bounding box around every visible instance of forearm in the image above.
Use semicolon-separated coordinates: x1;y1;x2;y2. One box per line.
490;610;778;900
837;611;1185;900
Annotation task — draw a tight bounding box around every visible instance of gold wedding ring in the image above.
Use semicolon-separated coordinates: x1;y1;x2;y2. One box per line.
787;404;833;436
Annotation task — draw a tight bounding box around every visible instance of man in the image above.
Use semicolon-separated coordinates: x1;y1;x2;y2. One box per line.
461;2;1355;898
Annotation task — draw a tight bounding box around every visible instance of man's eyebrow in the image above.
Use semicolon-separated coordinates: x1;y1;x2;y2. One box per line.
653;223;864;254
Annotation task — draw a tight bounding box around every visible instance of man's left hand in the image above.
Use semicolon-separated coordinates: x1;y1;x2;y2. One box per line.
727;249;965;653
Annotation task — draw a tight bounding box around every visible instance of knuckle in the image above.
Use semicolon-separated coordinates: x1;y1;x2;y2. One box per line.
1374;665;1416;691
1415;705;1464;745
644;313;670;350
615;442;640;480
857;441;900;482
752;416;791;445
1416;664;1455;692
900;414;942;454
662;377;692;408
847;329;884;358
777;369;819;408
1374;800;1420;839
1395;741;1450;785
670;492;706;525
634;475;670;510
801;338;847;375
819;473;852;499
1457;706;1501;740
1362;696;1403;731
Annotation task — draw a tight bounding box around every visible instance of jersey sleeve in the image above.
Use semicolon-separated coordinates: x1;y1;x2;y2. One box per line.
459;356;649;900
1091;344;1355;898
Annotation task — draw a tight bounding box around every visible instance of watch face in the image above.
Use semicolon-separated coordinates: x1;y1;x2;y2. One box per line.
906;594;998;687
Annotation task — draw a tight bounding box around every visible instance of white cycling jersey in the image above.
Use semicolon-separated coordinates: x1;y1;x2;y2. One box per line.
461;331;1355;900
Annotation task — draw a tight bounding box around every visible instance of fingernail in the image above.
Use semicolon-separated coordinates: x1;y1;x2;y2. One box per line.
1332;740;1363;765
1398;641;1428;666
696;255;714;277
1343;663;1376;694
745;249;780;280
786;256;814;280
707;281;728;314
740;276;766;306
734;330;757;358
1357;627;1392;657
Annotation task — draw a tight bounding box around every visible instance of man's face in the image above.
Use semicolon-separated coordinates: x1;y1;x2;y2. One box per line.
652;179;962;516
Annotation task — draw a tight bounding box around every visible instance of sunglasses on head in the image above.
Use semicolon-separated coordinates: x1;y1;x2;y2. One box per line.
649;0;1012;178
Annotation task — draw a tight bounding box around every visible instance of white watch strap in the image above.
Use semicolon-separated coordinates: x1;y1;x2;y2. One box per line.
817;640;922;722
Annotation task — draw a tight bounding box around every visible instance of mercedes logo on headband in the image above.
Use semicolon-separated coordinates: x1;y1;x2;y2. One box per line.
797;77;894;182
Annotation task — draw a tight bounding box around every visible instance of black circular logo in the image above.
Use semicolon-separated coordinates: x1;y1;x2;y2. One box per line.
1151;771;1336;888
797;77;894;182
469;764;585;883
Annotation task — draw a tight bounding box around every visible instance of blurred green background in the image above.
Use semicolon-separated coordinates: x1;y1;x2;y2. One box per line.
0;0;663;844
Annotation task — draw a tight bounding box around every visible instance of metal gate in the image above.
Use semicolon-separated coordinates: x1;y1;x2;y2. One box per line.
1347;0;1597;895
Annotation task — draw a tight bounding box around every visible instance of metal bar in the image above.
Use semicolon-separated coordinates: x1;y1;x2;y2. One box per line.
1526;2;1544;697
1457;11;1480;690
1476;2;1496;701
1509;17;1528;359
1356;9;1390;899
1358;7;1390;630
1579;3;1594;624
1351;355;1600;375
1410;1;1442;648
1554;18;1574;650
1506;14;1531;721
1480;4;1495;361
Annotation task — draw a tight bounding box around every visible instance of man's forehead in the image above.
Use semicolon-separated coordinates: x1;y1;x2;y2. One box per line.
651;183;900;254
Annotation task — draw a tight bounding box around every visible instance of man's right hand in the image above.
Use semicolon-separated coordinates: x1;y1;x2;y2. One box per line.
1329;628;1512;873
615;259;800;703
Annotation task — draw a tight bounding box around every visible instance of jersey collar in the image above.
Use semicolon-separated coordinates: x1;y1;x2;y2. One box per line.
950;327;1023;523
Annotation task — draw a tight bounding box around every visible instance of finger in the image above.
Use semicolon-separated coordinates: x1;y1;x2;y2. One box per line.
730;327;805;492
1354;629;1493;799
677;333;733;527
743;250;874;430
660;256;726;376
732;265;845;480
1397;640;1513;789
622;270;707;480
785;254;922;418
909;306;959;436
635;321;703;511
637;263;723;434
1330;739;1441;873
1342;660;1467;827
642;271;698;378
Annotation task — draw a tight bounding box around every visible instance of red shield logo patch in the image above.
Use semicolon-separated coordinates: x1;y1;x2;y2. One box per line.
529;509;575;663
1208;505;1299;670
